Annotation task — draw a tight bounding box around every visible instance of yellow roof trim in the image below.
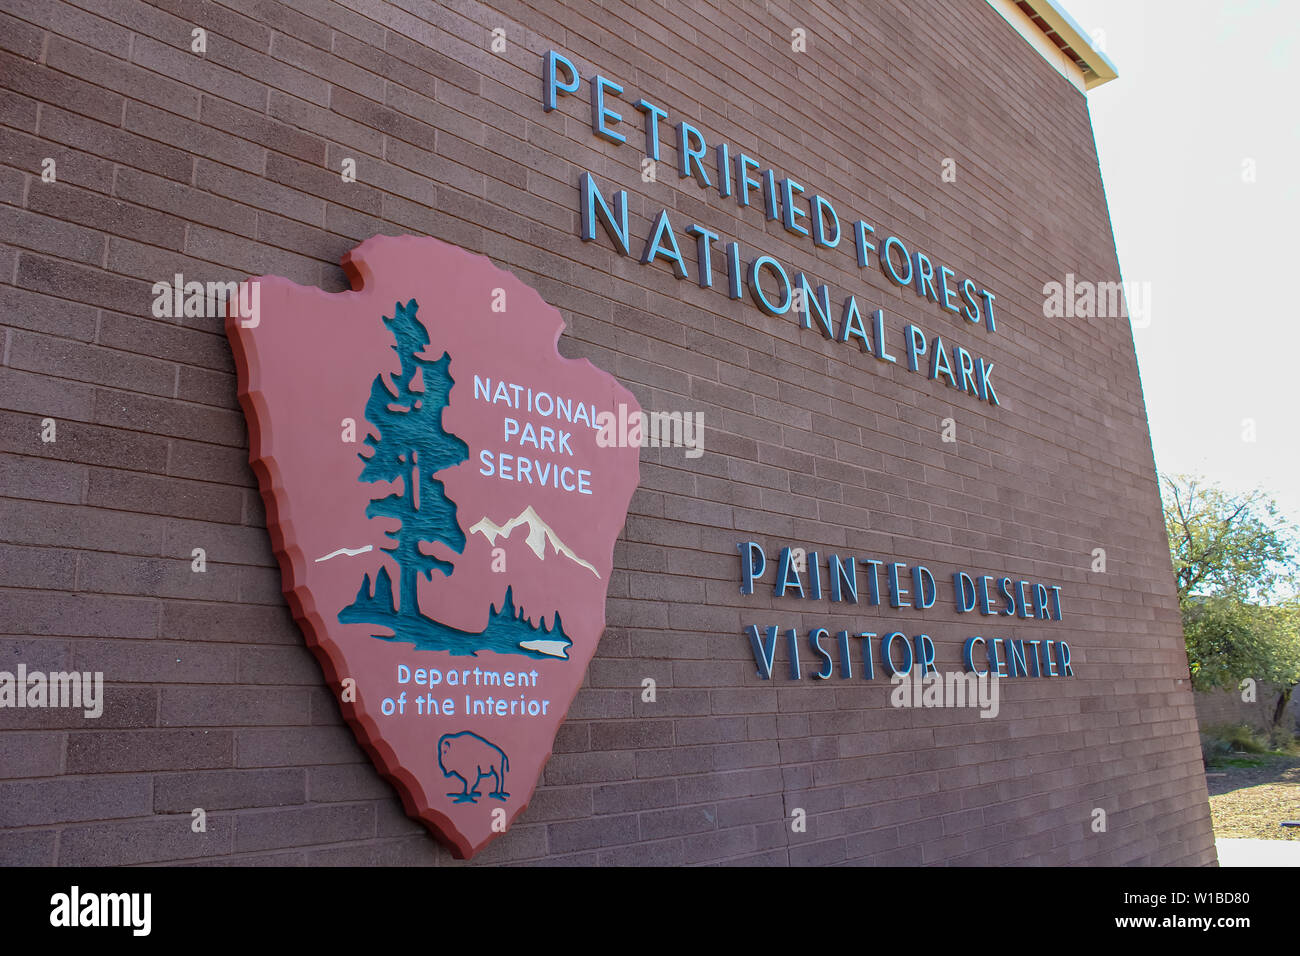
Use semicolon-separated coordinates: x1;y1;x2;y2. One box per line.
987;0;1119;92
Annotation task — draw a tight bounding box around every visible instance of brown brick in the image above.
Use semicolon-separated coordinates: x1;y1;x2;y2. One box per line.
591;778;677;814
154;768;307;812
547;812;638;852
160;599;298;646
0;204;106;265
87;468;245;523
156;686;308;723
234;726;365;767
129;33;265;108
0;9;44;60
306;763;392;803
0;590;157;639
0;730;64;776
0;775;153;827
46;33;200;118
0;683;158;730
233;803;376;852
92;387;245;445
39;103;193;183
14;251;152;312
0;365;95;419
58;815;235;864
0;827;58;865
1;48;124;124
267;89;384;160
0;542;76;589
10;0;132;56
68;729;234;772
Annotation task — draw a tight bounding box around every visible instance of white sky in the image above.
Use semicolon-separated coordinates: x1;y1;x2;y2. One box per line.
1064;0;1299;526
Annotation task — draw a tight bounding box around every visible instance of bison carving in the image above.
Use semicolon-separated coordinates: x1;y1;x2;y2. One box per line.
437;731;510;804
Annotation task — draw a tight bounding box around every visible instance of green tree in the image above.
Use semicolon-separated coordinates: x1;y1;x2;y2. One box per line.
1164;476;1294;604
1181;596;1300;721
340;297;570;660
357;299;467;614
1162;475;1300;727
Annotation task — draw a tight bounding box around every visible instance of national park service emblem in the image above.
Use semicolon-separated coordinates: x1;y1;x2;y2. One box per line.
227;235;641;858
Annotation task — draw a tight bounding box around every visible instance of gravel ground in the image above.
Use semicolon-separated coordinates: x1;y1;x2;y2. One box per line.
1206;753;1300;841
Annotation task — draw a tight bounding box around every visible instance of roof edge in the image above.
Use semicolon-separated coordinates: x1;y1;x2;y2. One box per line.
988;0;1119;92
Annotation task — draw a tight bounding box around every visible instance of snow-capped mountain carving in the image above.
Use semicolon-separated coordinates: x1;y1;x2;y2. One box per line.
469;505;601;578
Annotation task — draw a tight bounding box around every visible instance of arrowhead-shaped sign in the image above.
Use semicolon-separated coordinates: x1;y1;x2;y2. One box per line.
226;235;641;858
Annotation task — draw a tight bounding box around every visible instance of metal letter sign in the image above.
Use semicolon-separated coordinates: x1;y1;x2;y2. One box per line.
227;235;641;858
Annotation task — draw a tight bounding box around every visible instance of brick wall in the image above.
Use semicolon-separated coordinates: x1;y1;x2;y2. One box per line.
0;0;1216;865
1196;683;1300;737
